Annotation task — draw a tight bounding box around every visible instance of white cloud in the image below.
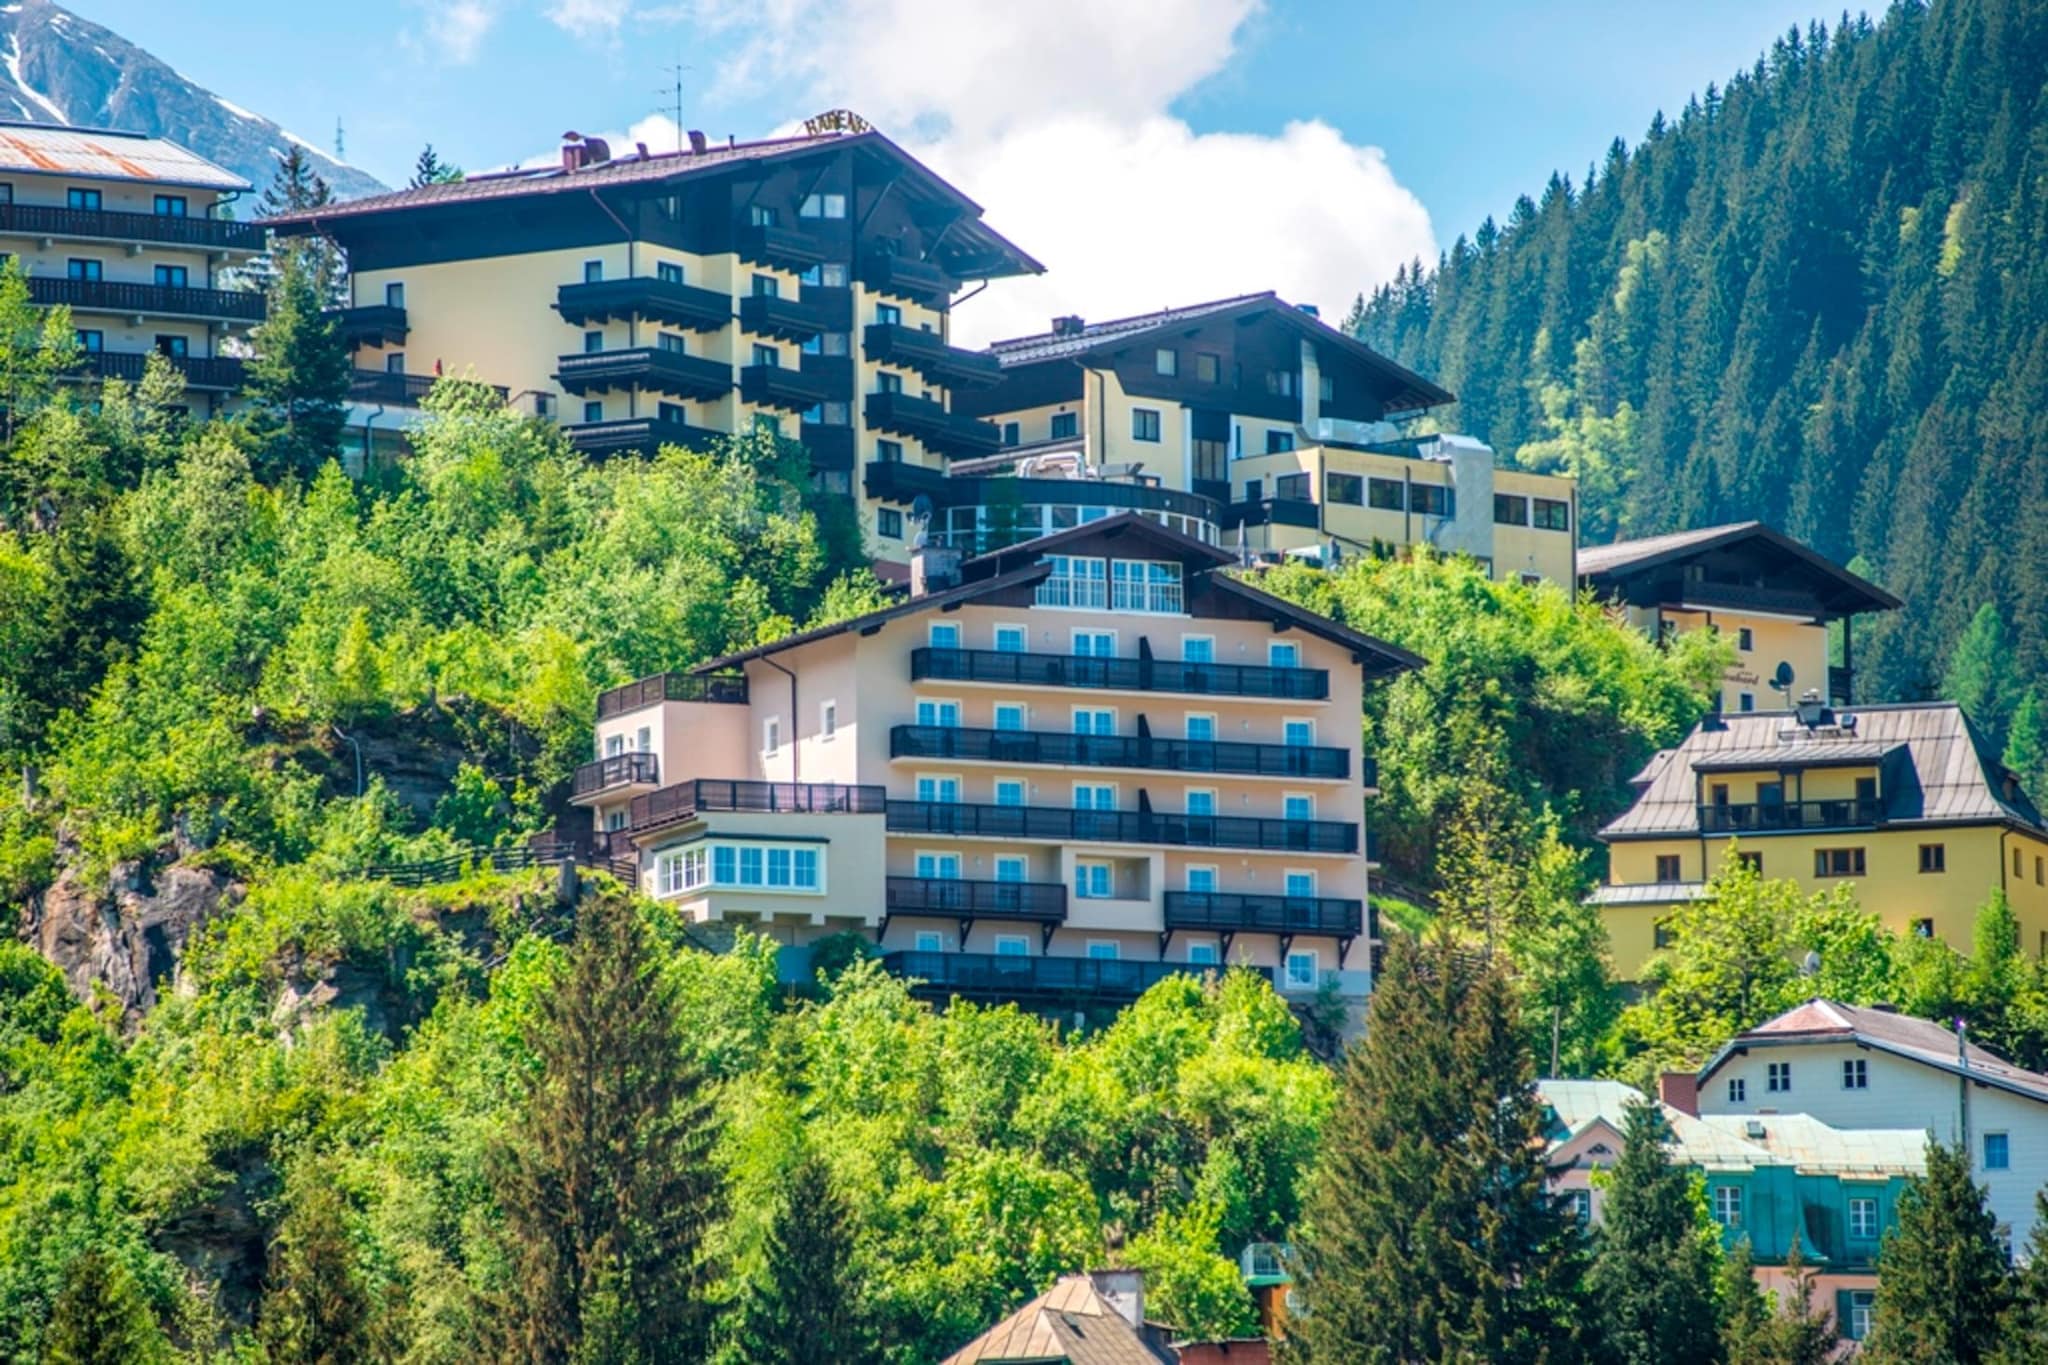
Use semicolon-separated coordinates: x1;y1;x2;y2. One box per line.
414;0;501;63
547;0;635;37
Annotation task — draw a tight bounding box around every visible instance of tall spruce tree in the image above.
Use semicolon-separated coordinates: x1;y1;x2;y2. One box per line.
244;244;350;481
2003;688;2047;805
1992;1193;2048;1364
41;1249;166;1364
1288;932;1589;1363
1769;1234;1837;1365
256;1168;373;1364
489;891;723;1364
724;1149;880;1365
1864;1138;2011;1364
1589;1100;1723;1364
408;144;463;188
1943;604;2021;747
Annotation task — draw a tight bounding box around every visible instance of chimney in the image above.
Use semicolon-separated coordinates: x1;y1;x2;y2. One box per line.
635;141;650;159
560;131;588;171
1052;314;1085;336
910;544;963;598
687;129;708;154
582;136;612;165
1658;1071;1699;1117
1087;1268;1145;1330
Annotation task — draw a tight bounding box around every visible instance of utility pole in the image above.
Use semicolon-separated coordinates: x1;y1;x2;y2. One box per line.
654;55;690;150
334;117;345;162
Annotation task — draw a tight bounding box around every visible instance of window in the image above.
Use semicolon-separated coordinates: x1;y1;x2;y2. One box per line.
1039;555;1109;609
1186;866;1217;893
1073;783;1116;811
656;402;684;423
153;193;187;217
1182;636;1214;664
1318;373;1335;403
1727;1078;1745;1103
994;935;1030;957
916;775;960;803
657;261;684;285
2037;854;2045;886
1570;1190;1593;1225
1050;411;1079;440
1155;348;1178;376
1265;369;1296;397
1284;870;1316;897
158;334;189;359
1075;863;1113;899
1284;951;1318;990
1985;1132;2011;1171
1850;1198;1879;1239
583;400;604;423
1739;692;1756;713
1269;641;1300;668
583;260;604;283
798;263;849;288
1533;498;1572;531
657;332;686;354
1847;1290;1876;1341
1410;484;1453;517
1493;493;1528;526
1767;1062;1791;1093
2018;847;2026;877
1654;921;1676;950
66;187;102;210
66;258;102;281
1187;941;1219;965
1736;850;1762;873
915;699;960;727
584;329;605;354
1712;1185;1743;1228
877;507;903;539
798;191;847;218
1132;408;1162;442
0;184;10;204
1325;472;1363;505
1087;940;1121;960
749;204;780;227
1920;843;1946;873
994;779;1026;807
1185;790;1216;817
1073;629;1115;657
875;370;903;394
915;852;961;880
1283;719;1315;747
1737;627;1755;651
994;625;1027;653
1843;1058;1868;1090
750;273;781;299
929;622;961;650
1185;714;1216;742
74;328;102;352
994;703;1026;732
1656;854;1682;882
763;717;781;757
1283;793;1315;821
819;700;837;742
1814;848;1867;877
1001;421;1020;447
995;856;1027;882
1194;352;1221;383
914;930;943;953
752;342;781;368
1266;430;1295;454
1913;917;1935;938
1367;477;1405;511
668;841;819;893
875;302;901;325
1072;707;1115;736
875;440;903;468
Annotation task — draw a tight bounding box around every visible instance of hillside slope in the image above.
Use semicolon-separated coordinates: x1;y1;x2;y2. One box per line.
0;0;383;198
1354;0;2048;708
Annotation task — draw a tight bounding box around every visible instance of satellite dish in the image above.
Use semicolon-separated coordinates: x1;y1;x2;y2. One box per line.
908;494;934;549
1800;950;1821;977
1771;661;1796;691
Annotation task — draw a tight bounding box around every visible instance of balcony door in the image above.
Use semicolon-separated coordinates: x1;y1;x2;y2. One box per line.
915;852;961;880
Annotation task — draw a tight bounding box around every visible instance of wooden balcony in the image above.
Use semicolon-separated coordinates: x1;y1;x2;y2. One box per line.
739;362;835;411
859;251;953;307
863;322;1003;388
329;303;408;347
1697;799;1883;834
570;751;660;802
885;801;1359;854
889;725;1350;780
29;275;265;324
562;417;725;458
77;351;245;391
909;646;1329;701
736;223;828;272
863;391;1001;459
348;369;509;406
555;277;732;332
884;876;1067;936
1162;892;1363;938
555;348;733;402
738;293;830;343
0;201;265;253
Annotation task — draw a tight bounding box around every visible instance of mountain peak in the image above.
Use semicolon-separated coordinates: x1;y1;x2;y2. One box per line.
0;0;384;201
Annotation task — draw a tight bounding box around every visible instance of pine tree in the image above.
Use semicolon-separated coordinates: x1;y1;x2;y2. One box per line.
489;891;724;1364
1720;1238;1774;1364
2003;687;2047;805
1992;1193;2048;1363
1864;1138;2011;1363
252;145;340;296
42;1249;166;1364
1589;1099;1723;1363
1770;1234;1837;1365
256;1168;372;1364
243;243;350;482
724;1150;880;1365
1288;932;1590;1362
409;144;463;187
1943;603;2021;747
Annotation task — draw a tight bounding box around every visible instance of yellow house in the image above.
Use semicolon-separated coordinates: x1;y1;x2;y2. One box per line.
1579;522;1901;712
264;120;1041;539
0;120;265;417
1593;699;2048;978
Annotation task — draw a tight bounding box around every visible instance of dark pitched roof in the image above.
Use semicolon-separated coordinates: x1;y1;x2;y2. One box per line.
1599;702;2046;839
1699;999;2048;1106
1578;521;1901;615
986;292;1454;413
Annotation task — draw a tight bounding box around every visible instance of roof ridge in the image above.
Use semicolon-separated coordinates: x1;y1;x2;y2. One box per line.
985;291;1276;349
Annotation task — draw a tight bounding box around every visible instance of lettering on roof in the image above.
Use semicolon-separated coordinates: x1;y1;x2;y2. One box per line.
803;109;871;136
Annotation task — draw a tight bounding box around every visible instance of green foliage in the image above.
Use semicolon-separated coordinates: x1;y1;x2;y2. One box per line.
2004;688;2048;805
1994;1193;2048;1363
256;1165;374;1364
40;1249;168;1365
723;1149;880;1365
1866;1138;2010;1364
1588;1101;1723;1364
1122;1203;1257;1342
1943;603;2022;747
243;244;350;481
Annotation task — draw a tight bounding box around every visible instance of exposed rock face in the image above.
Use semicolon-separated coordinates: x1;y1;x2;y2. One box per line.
29;853;242;1019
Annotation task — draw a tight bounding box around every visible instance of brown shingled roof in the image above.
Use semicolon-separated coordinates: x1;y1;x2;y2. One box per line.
941;1275;1174;1365
1701;999;2048;1105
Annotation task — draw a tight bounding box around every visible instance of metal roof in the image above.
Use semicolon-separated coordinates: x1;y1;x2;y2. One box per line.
0;120;248;190
941;1274;1172;1365
1599;702;2045;840
1585;881;1709;906
1700;999;2048;1106
987;294;1274;365
1577;521;1901;615
1538;1078;1925;1175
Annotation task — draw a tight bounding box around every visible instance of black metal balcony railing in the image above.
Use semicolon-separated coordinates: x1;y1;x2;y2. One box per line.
885;876;1067;922
348;369;510;406
738;293;829;343
862;322;1003;388
860;252;953;306
862;460;1220;524
910;647;1330;700
883;950;1268;1002
889;725;1350;780
632;780;887;831
572;751;660;798
1698;799;1883;834
737;223;828;272
29;275;266;324
555;348;734;402
597;671;748;719
739;362;835;411
76;351;246;391
555;277;732;332
1223;498;1321;531
1669;582;1825;616
885;801;1358;853
329;303;409;348
0;201;267;252
562;417;725;458
1163;892;1363;937
864;391;1002;459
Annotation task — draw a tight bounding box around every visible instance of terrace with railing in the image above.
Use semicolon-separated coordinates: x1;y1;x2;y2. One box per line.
631;780;887;831
595;671;748;720
884;802;1358;853
882;950;1267;1003
571;751;660;799
889;725;1349;779
1697;798;1884;834
909;646;1330;700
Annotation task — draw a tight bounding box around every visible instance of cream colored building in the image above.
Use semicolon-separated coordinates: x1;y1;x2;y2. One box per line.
265;123;1038;535
568;513;1417;1021
0;121;265;416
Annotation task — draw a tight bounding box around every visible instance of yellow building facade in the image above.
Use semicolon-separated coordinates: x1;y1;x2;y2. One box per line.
0;121;264;417
1594;700;2048;978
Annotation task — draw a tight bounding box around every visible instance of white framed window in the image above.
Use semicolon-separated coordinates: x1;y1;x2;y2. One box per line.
1283;792;1315;821
635;726;652;751
1986;1132;2011;1170
1283;718;1316;747
994;702;1027;732
1284;869;1317;897
1186;789;1217;816
1109;558;1184;613
1072;707;1116;736
1269;640;1300;669
915;851;962;880
916;774;961;803
1284;950;1318;990
929;621;961;649
1086;939;1120;959
1767;1062;1791;1093
1186;713;1217;742
819;699;838;741
763;716;781;757
915;698;961;727
994;934;1030;957
1187;941;1219;965
1072;629;1116;657
1727;1078;1746;1103
677;841;822;893
799;191;848;219
1849;1197;1879;1239
1843;1058;1868;1090
1848;1291;1875;1341
605;809;628;832
1038;555;1109;609
994;855;1027;883
604;733;626;757
1713;1184;1743;1228
1075;862;1113;899
1186;865;1218;893
1073;783;1116;810
994;778;1027;807
1182;635;1215;663
994;624;1028;653
914;930;943;953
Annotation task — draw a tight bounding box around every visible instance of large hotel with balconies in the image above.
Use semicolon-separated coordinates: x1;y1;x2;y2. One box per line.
563;513;1415;1021
0;121;265;415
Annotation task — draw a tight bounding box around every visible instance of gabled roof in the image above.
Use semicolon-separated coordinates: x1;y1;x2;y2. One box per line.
1599;702;2046;840
1578;521;1901;616
985;291;1454;414
1699;999;2048;1107
941;1274;1172;1365
1537;1079;1924;1175
0;120;247;190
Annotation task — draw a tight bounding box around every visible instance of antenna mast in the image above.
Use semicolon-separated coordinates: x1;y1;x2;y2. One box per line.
655;54;690;151
334;117;345;162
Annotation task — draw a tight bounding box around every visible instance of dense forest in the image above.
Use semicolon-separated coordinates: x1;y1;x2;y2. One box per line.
1352;0;2048;731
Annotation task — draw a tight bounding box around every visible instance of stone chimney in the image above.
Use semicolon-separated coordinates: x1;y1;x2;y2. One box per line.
1052;314;1086;336
910;544;963;597
560;132;589;172
1658;1071;1699;1117
1088;1268;1145;1330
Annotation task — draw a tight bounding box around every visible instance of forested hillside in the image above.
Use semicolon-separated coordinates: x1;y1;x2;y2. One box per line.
1353;0;2048;719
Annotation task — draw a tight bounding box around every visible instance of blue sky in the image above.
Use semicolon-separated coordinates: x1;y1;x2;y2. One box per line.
72;0;1839;340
